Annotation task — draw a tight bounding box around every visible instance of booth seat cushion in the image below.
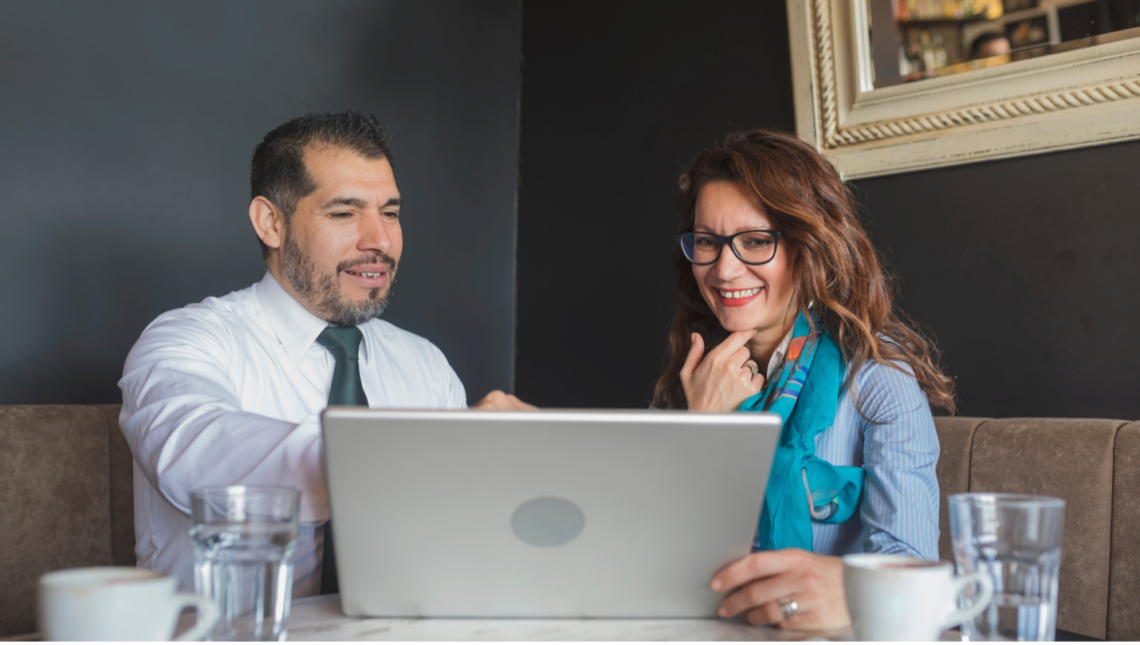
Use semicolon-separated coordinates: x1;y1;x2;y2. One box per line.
967;418;1125;640
103;404;135;568
0;404;133;637
932;417;984;564
1109;421;1140;640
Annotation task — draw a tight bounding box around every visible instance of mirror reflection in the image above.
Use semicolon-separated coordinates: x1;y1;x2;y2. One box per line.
869;0;1140;87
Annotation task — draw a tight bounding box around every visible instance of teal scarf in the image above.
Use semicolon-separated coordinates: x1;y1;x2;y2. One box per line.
739;311;865;552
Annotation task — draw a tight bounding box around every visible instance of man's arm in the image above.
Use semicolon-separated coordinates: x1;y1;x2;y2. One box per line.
119;312;328;523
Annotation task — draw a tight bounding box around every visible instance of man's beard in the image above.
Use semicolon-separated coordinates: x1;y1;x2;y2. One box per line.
281;234;397;327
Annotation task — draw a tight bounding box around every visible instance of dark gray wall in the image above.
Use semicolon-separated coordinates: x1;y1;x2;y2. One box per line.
516;0;796;408
855;141;1140;419
0;0;520;405
516;1;1140;420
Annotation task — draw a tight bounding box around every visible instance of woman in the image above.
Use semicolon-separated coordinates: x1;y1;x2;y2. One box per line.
653;130;954;630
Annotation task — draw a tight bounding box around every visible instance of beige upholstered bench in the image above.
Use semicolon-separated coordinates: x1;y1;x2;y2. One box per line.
0;405;134;637
935;417;1140;640
2;406;1138;639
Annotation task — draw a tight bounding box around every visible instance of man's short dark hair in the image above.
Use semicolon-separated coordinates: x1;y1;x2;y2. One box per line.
250;110;394;257
969;32;1009;60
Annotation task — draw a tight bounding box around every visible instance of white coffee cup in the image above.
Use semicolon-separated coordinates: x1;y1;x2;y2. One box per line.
843;554;993;641
38;567;218;641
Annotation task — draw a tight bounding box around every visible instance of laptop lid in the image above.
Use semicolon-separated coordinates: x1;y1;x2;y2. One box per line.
321;408;780;618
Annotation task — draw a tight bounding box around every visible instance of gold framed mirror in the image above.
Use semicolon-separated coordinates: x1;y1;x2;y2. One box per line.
787;0;1140;179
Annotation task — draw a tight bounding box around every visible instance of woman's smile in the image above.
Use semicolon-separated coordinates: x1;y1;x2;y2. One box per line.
714;285;764;307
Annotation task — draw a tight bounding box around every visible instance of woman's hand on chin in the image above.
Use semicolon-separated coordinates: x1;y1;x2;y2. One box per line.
680;330;765;412
711;549;850;631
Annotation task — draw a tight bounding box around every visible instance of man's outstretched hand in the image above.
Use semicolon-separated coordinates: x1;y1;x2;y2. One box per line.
472;390;538;411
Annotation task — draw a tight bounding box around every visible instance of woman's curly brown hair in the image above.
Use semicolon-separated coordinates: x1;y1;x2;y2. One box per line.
652;129;956;414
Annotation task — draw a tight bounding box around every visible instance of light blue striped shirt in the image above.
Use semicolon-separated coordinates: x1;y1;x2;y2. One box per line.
783;359;941;560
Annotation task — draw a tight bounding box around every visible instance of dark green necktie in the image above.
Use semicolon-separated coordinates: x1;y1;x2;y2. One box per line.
316;326;369;407
316;325;369;595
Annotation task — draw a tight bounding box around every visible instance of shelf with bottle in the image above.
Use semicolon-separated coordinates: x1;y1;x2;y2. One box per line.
897;15;992;24
895;0;1003;22
898;28;950;75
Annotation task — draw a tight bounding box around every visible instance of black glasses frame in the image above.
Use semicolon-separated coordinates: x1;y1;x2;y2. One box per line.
675;229;784;266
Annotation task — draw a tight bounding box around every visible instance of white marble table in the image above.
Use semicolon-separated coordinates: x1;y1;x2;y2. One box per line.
285;595;852;641
7;595;964;641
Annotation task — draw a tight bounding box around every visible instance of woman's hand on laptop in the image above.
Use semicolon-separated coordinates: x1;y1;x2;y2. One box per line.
710;548;850;631
472;390;538;411
679;331;765;412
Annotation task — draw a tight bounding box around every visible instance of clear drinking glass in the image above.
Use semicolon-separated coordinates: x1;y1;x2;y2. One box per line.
949;493;1065;641
190;485;300;641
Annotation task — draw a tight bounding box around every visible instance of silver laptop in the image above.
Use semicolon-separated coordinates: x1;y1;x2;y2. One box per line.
320;408;780;618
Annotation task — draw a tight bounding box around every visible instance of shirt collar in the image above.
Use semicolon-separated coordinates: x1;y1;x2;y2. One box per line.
766;325;795;381
253;271;333;365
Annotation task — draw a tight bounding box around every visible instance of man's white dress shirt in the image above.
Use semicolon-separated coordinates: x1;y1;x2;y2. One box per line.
119;272;466;596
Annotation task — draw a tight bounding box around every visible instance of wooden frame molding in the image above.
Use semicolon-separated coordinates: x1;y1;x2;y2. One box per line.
787;0;1140;179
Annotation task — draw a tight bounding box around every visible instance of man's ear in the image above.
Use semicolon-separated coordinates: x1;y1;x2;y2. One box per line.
250;196;286;251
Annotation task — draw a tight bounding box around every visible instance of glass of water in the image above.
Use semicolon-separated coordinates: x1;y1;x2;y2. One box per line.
949;493;1065;641
190;485;300;641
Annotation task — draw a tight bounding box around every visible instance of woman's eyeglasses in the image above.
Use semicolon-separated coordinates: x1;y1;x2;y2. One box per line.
676;230;783;266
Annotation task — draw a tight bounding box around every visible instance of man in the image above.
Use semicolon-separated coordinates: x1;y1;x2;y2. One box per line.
119;110;528;597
